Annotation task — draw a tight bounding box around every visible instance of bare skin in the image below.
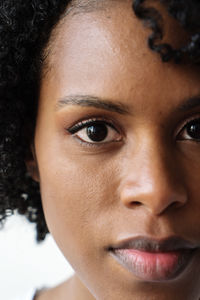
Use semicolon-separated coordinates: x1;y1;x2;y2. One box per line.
29;0;200;299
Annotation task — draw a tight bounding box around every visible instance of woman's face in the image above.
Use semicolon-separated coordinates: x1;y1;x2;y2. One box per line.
32;0;200;299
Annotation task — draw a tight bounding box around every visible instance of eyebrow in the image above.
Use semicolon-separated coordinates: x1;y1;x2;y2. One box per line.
55;93;200;115
56;94;131;115
175;95;200;113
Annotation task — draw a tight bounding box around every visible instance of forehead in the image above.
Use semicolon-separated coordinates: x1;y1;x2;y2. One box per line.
43;1;152;82
40;0;200;113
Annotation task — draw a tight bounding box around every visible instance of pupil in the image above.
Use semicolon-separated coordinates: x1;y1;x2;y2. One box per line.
187;120;200;139
87;124;108;142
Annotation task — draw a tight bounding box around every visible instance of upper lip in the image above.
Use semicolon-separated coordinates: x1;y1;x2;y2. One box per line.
108;236;199;253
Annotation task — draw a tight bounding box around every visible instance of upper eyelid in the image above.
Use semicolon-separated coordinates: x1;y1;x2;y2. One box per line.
66;117;123;147
67;117;121;134
175;114;200;137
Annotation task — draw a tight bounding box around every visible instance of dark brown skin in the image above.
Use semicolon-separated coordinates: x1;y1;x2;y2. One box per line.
28;1;200;299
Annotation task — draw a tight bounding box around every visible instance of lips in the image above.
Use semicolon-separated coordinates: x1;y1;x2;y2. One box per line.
109;236;198;282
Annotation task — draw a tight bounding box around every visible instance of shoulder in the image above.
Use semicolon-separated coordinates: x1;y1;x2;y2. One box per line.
33;279;73;300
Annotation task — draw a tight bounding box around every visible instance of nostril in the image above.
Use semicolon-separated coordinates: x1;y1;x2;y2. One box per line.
130;201;142;207
120;182;187;214
127;198;184;212
134;201;141;205
168;201;183;210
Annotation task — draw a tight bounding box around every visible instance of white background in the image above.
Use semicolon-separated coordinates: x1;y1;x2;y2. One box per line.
0;213;74;300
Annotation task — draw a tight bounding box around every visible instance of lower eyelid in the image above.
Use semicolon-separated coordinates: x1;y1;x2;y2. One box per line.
176;117;200;140
73;135;99;147
173;116;200;139
68;124;123;150
72;134;122;148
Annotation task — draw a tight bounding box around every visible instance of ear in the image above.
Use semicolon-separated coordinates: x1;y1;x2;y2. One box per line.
25;143;40;183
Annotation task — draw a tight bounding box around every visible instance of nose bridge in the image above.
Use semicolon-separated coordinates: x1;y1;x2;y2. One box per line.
119;136;187;215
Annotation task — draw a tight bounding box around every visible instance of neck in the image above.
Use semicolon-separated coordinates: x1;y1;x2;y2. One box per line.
35;274;95;300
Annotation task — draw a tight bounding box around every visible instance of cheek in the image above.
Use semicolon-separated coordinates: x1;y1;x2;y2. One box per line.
175;143;200;237
36;137;120;270
179;143;200;195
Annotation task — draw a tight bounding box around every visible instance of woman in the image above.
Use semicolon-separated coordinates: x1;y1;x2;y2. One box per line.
1;0;200;299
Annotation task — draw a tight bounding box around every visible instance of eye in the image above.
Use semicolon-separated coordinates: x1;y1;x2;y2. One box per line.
67;119;122;144
177;118;200;141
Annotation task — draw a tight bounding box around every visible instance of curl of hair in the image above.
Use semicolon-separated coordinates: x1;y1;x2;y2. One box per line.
133;0;200;63
0;0;199;242
0;0;71;241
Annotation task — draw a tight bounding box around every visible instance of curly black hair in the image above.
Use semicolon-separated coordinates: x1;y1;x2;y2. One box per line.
0;0;200;242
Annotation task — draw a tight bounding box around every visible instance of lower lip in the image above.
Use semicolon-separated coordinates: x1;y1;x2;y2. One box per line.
111;248;196;282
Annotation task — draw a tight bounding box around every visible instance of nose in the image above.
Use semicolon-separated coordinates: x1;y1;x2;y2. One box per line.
119;142;187;216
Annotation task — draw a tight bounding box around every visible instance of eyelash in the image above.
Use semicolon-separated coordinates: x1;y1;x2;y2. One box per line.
66;114;200;148
67;117;122;147
177;116;200;141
